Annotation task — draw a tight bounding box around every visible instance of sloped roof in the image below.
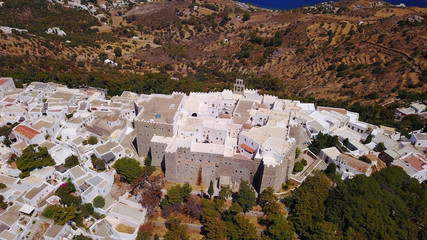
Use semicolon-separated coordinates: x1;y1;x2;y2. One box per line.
0;78;11;86
241;143;255;153
14;125;41;140
400;153;427;171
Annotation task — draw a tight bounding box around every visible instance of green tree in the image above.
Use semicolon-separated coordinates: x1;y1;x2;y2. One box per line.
295;147;302;158
308;221;340;240
227;214;259;240
373;142;386;152
301;159;307;166
81;203;94;218
236;180;256;212
16;145;55;173
114;47;122;57
64;155;79;168
98;52;108;62
289;172;330;237
113;157;142;184
218;186;232;200
365;134;373;144
343;138;349;147
202;217;226;240
263;213;295;240
87;136;98;145
182;182;192;198
93;196;105;208
42;204;77;225
60;193;82;206
258;186;277;207
161;183;192;207
144;156;152;166
325;163;337;175
308;132;342;155
163;185;184;206
208;180;214;198
200;199;222;224
242;12;251;21
164;217;189;240
293;161;304;173
72;234;93;240
0;195;7;209
91;155;105;171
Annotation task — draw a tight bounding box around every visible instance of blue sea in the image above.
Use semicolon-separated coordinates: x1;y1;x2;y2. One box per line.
237;0;427;10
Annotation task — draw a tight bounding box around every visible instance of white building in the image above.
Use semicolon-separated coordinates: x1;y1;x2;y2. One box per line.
13;124;45;145
392;153;427;183
46;27;66;36
0;77;16;93
410;132;427;148
44;224;71;240
410;102;426;113
23;183;54;209
335;154;373;179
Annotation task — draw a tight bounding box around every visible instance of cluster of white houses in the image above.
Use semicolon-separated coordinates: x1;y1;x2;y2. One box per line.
0;77;425;239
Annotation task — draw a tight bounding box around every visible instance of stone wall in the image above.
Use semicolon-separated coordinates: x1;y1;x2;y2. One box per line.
134;120;173;157
164;146;265;190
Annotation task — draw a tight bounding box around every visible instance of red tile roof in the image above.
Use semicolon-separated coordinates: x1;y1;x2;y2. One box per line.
401;153;427;171
0;78;11;86
340;154;371;173
14;125;41;140
241;143;255;154
107;114;119;122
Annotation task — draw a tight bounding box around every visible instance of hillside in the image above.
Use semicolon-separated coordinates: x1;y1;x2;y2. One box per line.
0;0;425;104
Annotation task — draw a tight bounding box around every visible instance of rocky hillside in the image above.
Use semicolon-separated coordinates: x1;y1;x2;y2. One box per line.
0;0;425;104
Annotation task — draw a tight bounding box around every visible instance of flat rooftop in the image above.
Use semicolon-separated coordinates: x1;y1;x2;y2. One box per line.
0;204;20;226
136;93;184;124
111;202;145;223
232;100;254;125
45;224;64;238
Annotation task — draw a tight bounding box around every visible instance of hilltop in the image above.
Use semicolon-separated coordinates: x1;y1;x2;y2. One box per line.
0;0;425;104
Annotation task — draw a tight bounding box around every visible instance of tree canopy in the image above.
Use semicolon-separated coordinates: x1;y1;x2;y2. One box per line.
161;182;192;207
43;204;77;225
113;157;143;184
236;180;256;212
93;195;105;208
308;132;342;155
164;217;189;240
64;155;79;168
16;144;55;174
285;167;427;240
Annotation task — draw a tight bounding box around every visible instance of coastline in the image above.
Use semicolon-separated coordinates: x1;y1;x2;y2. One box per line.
232;0;276;12
233;0;282;11
234;0;427;11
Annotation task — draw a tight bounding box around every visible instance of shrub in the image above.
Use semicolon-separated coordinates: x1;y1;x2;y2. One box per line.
91;155;105;171
301;159;307;166
295;147;302;159
64;155;79;168
87;136;98;145
93;196;105;208
293;161;304;173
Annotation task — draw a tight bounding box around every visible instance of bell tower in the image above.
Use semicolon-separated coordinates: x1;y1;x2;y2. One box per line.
233;79;245;95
